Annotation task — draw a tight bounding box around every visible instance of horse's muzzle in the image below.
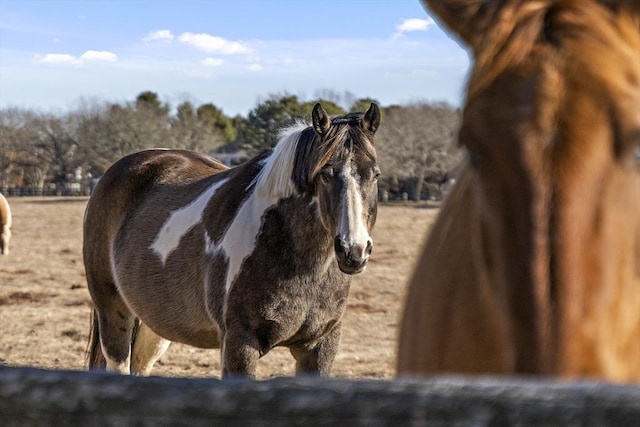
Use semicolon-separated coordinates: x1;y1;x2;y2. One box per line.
334;236;373;274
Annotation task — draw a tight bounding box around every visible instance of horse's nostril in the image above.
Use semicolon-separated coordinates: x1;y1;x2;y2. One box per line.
334;236;345;255
334;237;371;266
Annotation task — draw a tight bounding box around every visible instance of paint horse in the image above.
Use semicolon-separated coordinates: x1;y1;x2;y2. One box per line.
398;0;640;382
85;103;381;378
0;193;11;255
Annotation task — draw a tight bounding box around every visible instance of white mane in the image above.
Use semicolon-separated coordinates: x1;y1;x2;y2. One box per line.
251;121;309;199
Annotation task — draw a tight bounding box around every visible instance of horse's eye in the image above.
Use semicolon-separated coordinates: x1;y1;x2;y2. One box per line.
373;169;381;181
320;167;334;181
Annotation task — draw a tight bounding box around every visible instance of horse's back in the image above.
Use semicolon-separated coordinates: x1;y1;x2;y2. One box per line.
91;149;226;205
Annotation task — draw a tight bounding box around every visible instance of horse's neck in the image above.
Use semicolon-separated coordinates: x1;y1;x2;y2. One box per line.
271;196;334;260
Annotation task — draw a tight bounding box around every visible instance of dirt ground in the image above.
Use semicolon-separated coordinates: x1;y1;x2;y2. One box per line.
0;196;439;380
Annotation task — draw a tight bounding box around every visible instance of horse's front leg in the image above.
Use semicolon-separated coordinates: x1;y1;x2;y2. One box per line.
221;328;260;379
290;322;342;376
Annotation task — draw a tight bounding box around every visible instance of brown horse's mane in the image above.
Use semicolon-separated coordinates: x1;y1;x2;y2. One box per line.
468;0;640;103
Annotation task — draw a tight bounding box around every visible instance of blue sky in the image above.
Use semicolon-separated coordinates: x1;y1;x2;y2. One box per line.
0;0;470;116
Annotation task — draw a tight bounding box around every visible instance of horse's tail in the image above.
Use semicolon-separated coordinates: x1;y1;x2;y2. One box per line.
86;308;106;370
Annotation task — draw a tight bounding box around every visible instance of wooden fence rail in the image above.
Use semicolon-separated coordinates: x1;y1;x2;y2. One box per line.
1;366;638;426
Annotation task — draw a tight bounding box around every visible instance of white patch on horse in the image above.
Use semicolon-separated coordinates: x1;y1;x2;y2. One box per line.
205;125;306;295
220;193;276;293
150;178;229;265
338;157;372;252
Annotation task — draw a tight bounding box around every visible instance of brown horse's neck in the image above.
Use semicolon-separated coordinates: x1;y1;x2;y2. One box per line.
473;171;557;374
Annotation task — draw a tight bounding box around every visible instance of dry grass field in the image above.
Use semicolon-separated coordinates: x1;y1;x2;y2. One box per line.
0;196;439;380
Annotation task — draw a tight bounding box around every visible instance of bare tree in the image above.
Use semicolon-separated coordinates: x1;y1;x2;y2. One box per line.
74;100;172;174
0;108;80;191
1;96;463;199
171;101;225;152
29;112;80;190
0;108;32;188
377;102;463;200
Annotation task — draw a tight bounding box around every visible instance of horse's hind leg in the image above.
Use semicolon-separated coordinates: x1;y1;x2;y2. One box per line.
87;265;136;374
131;323;171;376
94;299;137;374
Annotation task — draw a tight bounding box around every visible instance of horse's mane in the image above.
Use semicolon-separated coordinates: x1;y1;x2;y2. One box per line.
252;112;376;199
468;0;640;102
251;122;309;199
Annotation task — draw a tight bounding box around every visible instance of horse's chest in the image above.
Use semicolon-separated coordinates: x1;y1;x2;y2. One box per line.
226;272;350;350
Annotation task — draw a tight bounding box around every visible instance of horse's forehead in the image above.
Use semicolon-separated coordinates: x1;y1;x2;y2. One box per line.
330;141;377;172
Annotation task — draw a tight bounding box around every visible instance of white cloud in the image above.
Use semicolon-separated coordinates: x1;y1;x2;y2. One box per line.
35;50;117;66
81;50;118;62
178;32;251;54
143;30;174;43
397;18;433;32
11;31;468;117
202;57;224;67
392;18;434;39
36;53;82;65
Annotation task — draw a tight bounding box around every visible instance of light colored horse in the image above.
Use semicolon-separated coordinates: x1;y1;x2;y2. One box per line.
85;103;381;378
0;193;11;255
398;0;640;382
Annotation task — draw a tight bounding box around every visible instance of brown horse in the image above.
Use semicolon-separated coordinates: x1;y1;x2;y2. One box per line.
0;193;11;255
84;103;381;378
398;0;640;382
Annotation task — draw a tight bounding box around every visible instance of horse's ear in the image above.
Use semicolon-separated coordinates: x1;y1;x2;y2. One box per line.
421;0;493;50
363;103;381;135
312;103;331;137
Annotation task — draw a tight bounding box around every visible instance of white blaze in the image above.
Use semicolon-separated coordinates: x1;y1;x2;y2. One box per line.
338;160;371;250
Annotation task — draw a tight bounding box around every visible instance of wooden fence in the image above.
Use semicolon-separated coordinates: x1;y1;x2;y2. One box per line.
1;366;638;426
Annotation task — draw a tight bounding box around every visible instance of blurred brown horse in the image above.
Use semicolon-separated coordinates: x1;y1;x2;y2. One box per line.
398;0;640;382
0;193;11;255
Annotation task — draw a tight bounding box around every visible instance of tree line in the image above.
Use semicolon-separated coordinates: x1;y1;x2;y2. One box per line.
0;90;463;200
